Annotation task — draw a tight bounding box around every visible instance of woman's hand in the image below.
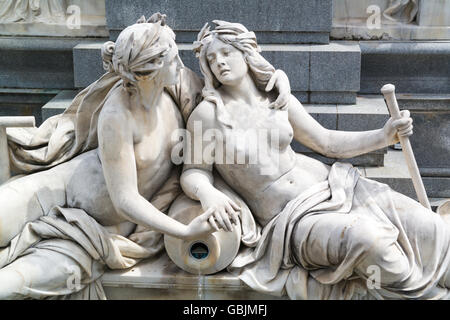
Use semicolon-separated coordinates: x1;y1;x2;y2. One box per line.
383;110;414;146
266;69;291;110
200;189;240;232
184;208;216;240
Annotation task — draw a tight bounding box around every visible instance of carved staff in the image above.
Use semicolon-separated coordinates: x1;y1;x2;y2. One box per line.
381;84;431;210
0;116;35;184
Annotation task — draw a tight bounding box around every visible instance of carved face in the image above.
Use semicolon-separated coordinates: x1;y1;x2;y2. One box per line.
206;38;248;86
134;31;183;86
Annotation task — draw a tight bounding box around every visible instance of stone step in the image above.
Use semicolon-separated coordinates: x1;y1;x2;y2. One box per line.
0;88;59;126
101;252;280;300
394;93;450;177
360;41;450;95
0;37;106;90
360;149;450;200
73;41;361;104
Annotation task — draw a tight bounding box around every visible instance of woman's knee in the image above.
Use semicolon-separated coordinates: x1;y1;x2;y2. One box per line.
347;219;410;284
0;267;26;299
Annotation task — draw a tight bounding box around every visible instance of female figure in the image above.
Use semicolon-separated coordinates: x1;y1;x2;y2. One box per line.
0;14;212;299
0;14;290;299
181;20;450;299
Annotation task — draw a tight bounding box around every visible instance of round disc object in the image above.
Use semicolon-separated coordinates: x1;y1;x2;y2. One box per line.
164;194;241;275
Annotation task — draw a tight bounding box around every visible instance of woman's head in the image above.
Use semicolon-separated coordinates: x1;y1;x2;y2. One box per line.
102;13;183;93
194;20;275;91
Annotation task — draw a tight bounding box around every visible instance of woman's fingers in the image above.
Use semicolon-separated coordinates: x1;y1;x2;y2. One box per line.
220;208;233;231
398;126;413;137
208;216;219;232
229;199;241;211
213;210;226;230
393;118;413;135
225;203;239;225
265;72;277;92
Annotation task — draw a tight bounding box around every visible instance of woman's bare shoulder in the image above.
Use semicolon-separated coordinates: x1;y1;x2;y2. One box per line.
188;99;217;128
98;88;133;136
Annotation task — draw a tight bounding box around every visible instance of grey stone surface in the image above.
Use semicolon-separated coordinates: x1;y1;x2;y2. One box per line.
310;92;356;104
73;42;108;88
365;149;450;199
392;94;450;177
0;88;58;126
360;41;450;94
396;94;450;112
0;37;104;90
41;90;79;121
337;96;390;131
105;0;332;44
73;42;360;104
292;92;309;104
310;42;361;93
417;0;450;26
409;110;450;172
332;0;450;41
260;45;310;93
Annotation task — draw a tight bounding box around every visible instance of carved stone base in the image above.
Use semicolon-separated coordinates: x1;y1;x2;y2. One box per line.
101;253;282;300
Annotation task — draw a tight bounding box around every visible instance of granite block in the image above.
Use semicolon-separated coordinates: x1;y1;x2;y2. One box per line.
310;42;361;92
337;96;390;131
360;41;450;94
409;110;450;171
310;92;356;104
105;0;332;44
0;37;104;90
0;88;58;126
73;42;108;88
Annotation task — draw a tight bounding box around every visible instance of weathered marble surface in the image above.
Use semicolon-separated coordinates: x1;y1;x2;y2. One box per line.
332;0;450;40
0;0;107;37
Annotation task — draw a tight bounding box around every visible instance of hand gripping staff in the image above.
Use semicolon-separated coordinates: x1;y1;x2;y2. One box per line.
381;84;431;210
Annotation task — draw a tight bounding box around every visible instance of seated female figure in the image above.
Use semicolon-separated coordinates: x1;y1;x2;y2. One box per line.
181;21;450;299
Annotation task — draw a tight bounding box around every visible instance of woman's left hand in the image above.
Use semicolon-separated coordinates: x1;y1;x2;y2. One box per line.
383;109;414;146
266;69;291;110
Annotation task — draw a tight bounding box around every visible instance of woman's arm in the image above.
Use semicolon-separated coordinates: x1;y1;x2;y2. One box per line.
180;101;240;232
97;104;213;240
287;95;413;159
